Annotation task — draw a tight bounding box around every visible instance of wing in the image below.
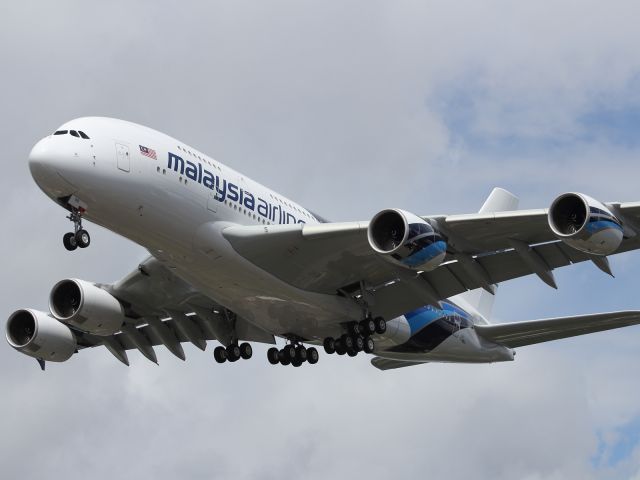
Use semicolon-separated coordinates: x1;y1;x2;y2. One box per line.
474;311;640;348
221;199;640;320
75;256;274;365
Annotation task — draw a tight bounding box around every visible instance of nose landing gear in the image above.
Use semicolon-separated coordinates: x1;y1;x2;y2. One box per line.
63;207;91;251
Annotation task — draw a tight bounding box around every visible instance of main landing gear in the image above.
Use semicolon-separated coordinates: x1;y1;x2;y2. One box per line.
63;207;91;251
267;342;319;367
323;316;386;357
213;342;253;363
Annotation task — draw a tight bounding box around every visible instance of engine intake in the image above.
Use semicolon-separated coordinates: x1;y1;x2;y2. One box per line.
548;193;623;255
368;209;447;271
49;279;125;336
6;309;76;362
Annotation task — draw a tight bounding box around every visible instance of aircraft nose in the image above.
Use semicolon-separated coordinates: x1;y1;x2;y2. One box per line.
28;137;76;197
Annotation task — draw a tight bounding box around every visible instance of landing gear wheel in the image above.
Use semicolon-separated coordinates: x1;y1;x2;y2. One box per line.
239;342;252;359
341;334;354;351
278;349;292;365
347;349;358;357
283;344;296;361
213;346;227;363
334;339;346;355
75;229;90;248
374;317;387;335
267;347;280;365
349;322;361;336
353;335;365;352
295;346;308;362
360;318;376;336
323;337;336;354
307;347;319;364
291;359;302;367
63;232;77;251
364;337;375;354
226;344;241;362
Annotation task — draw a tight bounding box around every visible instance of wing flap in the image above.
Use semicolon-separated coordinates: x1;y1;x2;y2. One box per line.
475;311;640;348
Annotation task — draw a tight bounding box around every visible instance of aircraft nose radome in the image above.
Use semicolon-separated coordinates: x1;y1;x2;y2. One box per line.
28;137;75;197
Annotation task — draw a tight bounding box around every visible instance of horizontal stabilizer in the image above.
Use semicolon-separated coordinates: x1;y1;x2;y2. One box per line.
475;311;640;348
371;357;426;371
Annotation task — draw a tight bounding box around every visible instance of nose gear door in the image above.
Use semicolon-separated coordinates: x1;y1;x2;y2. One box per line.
115;143;130;172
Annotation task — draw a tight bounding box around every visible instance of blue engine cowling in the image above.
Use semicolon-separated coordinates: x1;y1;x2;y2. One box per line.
548;193;623;255
367;209;447;271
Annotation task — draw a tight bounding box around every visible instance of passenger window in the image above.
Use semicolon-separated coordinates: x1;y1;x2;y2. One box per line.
54;130;68;135
70;130;79;137
78;131;90;139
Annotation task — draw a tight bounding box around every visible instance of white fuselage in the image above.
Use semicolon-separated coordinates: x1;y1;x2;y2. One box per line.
28;117;513;364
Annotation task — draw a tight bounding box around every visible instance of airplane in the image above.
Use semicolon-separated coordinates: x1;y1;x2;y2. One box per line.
8;116;640;371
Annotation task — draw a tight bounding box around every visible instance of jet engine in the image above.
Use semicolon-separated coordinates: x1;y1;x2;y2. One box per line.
367;209;447;270
548;193;623;255
49;279;125;336
6;309;76;362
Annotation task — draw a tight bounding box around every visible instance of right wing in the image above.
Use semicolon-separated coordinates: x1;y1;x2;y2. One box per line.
75;256;275;365
474;311;640;348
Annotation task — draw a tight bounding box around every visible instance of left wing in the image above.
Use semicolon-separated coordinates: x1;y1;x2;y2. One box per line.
221;198;640;321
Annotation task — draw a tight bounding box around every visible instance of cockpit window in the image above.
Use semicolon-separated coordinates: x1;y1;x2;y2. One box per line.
78;131;90;139
53;130;68;135
70;130;79;137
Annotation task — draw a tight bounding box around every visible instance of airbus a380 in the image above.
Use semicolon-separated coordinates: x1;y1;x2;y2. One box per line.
8;117;640;371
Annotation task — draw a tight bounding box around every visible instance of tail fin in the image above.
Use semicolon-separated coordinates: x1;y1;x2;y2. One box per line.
452;188;519;321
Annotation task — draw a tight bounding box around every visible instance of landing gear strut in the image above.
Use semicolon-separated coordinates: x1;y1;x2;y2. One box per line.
323;316;385;358
63;207;90;251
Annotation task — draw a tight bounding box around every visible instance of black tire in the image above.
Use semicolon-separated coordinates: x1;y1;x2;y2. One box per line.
364;337;375;354
239;342;253;359
291;359;302;368
295;346;308;362
334;339;346;355
347;349;358;357
76;229;90;248
226;344;241;362
283;344;296;360
360;318;376;336
307;347;319;364
341;334;354;351
213;346;227;363
278;349;291;365
353;335;365;352
63;232;77;251
349;322;361;336
267;347;280;365
374;317;387;334
323;337;335;354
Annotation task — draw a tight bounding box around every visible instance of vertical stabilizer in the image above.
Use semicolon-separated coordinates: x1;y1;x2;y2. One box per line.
453;188;519;322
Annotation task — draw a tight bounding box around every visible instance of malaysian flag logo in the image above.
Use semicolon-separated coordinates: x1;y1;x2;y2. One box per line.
139;145;157;160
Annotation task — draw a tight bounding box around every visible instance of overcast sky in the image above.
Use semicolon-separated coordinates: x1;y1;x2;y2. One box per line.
2;1;640;478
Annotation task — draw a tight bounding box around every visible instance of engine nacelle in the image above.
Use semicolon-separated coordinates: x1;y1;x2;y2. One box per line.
49;279;125;336
6;309;76;362
548;193;623;255
367;209;447;270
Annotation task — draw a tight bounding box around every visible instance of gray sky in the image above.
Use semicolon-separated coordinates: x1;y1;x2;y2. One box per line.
2;1;640;478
